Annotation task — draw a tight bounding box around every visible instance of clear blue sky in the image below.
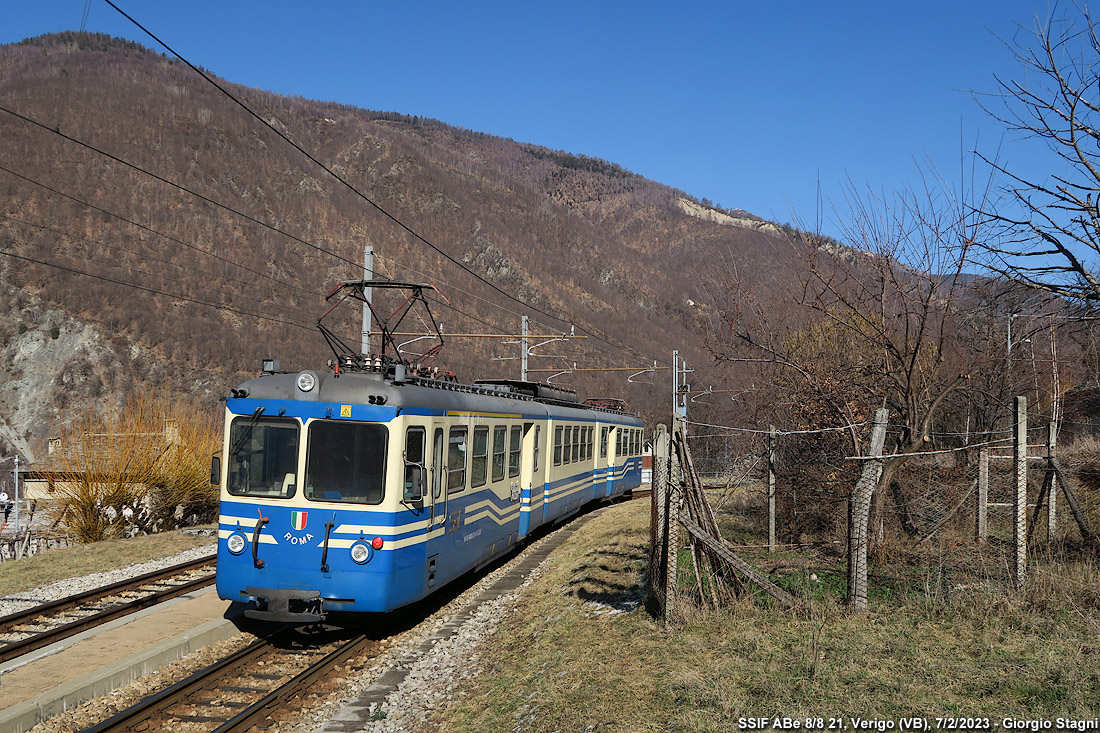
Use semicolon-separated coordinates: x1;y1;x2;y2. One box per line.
0;0;1070;238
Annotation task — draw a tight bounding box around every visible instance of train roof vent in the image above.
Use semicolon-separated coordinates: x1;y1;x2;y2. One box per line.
583;397;629;412
474;379;579;404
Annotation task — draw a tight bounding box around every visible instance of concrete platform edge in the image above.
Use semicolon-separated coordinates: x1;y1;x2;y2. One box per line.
0;615;242;733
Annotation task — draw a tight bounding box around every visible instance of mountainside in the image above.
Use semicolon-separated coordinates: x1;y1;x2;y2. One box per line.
0;32;802;457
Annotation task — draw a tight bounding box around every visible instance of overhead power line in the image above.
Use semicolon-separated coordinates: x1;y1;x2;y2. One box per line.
0;212;319;322
0;248;313;331
0;104;362;272
101;0;669;369
0;164;319;297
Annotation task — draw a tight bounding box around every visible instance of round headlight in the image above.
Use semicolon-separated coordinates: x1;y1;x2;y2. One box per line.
226;531;247;555
350;541;371;564
296;371;316;392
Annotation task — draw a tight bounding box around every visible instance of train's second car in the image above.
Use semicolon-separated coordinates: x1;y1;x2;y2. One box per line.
214;367;644;622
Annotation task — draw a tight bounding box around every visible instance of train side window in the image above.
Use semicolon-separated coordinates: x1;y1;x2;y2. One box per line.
563;426;572;465
635;430;641;455
571;425;580;463
586;426;593;460
492;426;507;481
554;425;562;466
508;425;521;478
447;427;468;493
600;426;608;458
404;427;426;500
533;425;540;472
471;426;488;488
304;421;387;504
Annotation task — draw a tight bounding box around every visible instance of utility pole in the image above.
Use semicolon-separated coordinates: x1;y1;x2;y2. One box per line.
521;315;529;381
361;245;374;356
1;454;20;539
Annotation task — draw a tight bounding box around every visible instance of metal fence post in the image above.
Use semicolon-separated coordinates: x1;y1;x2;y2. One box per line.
848;408;888;612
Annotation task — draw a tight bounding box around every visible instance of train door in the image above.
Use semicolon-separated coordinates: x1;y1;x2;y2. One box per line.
518;422;540;537
424;423;447;588
605;426;618;497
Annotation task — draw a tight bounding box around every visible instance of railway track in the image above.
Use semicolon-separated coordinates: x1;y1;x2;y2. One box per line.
0;555;216;664
87;626;381;732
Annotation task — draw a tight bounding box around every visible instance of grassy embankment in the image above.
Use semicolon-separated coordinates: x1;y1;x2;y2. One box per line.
0;529;214;597
431;495;1100;733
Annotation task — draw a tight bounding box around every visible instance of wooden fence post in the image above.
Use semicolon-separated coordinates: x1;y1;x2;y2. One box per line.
1013;396;1027;589
768;425;777;553
1048;422;1058;541
660;422;677;620
848;408;888;613
977;448;988;544
648;424;675;624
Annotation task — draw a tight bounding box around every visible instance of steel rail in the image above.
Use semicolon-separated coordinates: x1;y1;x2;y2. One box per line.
0;560;216;664
214;634;371;732
84;636;275;733
0;555;214;634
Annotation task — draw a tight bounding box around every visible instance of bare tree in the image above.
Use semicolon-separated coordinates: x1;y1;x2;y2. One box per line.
706;170;999;539
976;5;1100;302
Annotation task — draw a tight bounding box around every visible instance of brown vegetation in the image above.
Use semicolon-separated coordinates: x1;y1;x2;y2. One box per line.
40;393;219;542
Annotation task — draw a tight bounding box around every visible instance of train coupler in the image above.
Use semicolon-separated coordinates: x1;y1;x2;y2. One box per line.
242;586;325;623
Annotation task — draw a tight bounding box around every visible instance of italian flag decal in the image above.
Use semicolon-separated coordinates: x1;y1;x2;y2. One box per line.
290;511;308;531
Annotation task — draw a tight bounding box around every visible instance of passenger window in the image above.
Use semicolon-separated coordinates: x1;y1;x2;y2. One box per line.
447;427;467;493
571;426;580;463
493;426;506;481
471;426;488;487
600;426;608;458
554;425;562;466
509;425;521;478
564;426;572;465
404;427;426;500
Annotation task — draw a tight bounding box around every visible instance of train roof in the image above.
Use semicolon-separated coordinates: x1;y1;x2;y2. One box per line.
228;369;642;422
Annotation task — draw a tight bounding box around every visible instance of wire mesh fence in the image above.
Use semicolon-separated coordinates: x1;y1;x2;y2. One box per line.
647;398;1100;622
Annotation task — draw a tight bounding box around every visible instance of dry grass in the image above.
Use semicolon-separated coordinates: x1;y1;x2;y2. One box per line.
429;497;1100;732
41;393;220;542
0;527;214;596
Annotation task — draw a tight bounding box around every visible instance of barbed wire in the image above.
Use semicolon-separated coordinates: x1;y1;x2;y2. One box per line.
684;419;868;436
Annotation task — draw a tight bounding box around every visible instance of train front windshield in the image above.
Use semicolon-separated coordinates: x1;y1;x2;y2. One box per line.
227;417;300;498
304;422;388;504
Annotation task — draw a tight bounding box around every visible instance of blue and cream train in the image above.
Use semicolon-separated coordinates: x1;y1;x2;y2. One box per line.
214;365;644;622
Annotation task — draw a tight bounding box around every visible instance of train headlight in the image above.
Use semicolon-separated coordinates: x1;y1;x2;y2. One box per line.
350;541;372;564
226;531;247;555
296;371;316;392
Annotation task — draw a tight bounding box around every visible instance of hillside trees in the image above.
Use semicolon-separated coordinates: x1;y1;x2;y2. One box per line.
706;174;1002;540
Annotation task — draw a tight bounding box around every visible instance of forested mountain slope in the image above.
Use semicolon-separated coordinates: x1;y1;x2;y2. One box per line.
0;32;801;455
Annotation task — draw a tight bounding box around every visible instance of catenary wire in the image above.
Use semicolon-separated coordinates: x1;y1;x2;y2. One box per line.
0;165;320;298
0;248;313;331
0;212;320;322
100;0;669;369
0;104;362;272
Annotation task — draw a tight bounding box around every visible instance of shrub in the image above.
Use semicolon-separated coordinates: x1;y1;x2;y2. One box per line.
42;393;220;542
